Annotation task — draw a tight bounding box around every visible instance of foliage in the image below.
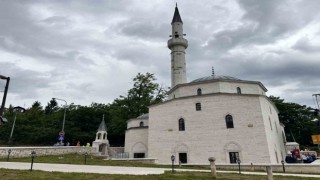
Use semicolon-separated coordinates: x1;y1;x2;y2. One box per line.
0;73;167;146
269;96;320;146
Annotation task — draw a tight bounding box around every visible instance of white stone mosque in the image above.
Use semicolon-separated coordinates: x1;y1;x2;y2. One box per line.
124;5;287;165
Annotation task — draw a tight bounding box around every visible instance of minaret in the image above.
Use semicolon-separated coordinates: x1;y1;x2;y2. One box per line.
168;3;188;88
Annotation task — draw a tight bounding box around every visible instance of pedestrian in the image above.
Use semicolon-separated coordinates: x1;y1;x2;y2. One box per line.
76;141;80;147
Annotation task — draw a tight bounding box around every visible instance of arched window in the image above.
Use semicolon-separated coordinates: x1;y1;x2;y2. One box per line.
237;87;241;94
97;133;101;139
225;115;234;128
179;118;185;131
140;121;144;127
197;88;202;95
103;133;106;140
196;103;201;111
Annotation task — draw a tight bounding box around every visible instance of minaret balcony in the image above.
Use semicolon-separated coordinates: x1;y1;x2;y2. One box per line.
168;38;188;49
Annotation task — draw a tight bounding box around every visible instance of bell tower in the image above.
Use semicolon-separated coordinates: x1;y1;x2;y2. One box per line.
168;3;188;88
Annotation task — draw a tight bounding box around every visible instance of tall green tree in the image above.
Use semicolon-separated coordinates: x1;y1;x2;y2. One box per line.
269;96;319;146
108;72;168;145
126;72;167;117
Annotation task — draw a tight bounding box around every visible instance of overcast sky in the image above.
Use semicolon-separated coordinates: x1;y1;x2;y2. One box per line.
0;0;320;109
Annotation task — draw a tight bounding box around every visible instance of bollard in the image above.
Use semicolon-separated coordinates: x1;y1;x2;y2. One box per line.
7;149;12;162
208;157;217;179
281;160;285;173
266;166;273;180
30;151;36;171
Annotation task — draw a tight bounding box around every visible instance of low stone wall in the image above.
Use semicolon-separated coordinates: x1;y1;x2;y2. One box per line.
0;146;96;158
112;158;157;164
109;147;124;157
215;164;320;174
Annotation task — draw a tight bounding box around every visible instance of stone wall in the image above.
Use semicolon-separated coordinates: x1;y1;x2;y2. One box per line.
109;147;125;158
214;164;320;174
0;146;95;158
148;94;274;164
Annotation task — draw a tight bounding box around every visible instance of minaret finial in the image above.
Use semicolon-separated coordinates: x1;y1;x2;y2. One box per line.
176;2;177;7
212;67;215;76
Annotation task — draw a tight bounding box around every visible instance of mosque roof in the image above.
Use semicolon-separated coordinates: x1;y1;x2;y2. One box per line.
137;113;149;119
171;4;183;24
191;75;241;83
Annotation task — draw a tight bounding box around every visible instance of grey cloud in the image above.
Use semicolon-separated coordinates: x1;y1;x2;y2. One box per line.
0;62;51;98
292;37;320;53
120;21;168;40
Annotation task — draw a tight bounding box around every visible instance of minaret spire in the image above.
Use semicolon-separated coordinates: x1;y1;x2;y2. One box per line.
168;4;188;88
171;3;183;24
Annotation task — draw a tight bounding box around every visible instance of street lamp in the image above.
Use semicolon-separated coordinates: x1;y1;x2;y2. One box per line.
171;155;175;173
53;98;67;132
281;160;285;173
9;106;25;144
30;151;36;171
236;158;241;174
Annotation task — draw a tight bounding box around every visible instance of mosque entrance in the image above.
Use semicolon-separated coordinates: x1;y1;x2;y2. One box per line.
179;153;187;163
99;143;107;155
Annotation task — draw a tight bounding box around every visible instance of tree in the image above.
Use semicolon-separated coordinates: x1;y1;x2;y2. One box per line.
45;99;58;114
126;72;167;117
269;96;319;146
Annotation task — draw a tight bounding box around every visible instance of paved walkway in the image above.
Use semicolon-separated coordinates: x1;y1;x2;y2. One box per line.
1;162;320;178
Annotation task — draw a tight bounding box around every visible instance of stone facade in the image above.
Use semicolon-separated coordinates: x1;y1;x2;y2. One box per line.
125;115;149;158
147;92;285;164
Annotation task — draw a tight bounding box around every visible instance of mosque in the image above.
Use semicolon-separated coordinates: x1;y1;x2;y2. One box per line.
124;5;286;165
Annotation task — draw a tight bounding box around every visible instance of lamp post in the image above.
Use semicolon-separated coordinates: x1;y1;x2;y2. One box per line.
7;149;12;161
53;98;67;132
9;106;25;144
84;152;88;164
52;98;68;144
30;151;36;171
281;160;285;173
171;155;175;173
236;158;241;174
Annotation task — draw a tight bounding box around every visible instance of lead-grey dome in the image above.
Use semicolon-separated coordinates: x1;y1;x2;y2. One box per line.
191;75;241;83
137;113;149;119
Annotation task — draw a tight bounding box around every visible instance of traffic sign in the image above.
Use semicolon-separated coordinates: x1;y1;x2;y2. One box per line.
58;135;64;141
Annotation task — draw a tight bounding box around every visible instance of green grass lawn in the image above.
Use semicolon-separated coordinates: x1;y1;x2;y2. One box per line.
0;153;207;169
0;154;319;179
0;168;318;180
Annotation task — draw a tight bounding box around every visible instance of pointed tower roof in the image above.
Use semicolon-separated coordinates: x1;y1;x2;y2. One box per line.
171;3;183;24
97;115;107;131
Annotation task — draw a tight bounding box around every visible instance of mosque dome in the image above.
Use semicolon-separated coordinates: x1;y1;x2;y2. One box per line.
137;113;149;119
191;75;241;83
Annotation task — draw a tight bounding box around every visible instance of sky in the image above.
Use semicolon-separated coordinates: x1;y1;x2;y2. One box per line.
0;0;320;109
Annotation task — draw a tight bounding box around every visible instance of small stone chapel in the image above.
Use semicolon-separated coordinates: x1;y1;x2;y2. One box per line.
92;115;109;156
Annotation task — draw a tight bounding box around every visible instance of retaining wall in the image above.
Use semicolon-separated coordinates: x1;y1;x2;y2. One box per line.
0;146;95;158
215;164;320;174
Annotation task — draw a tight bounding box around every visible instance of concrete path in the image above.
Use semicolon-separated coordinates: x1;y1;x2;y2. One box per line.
1;162;320;178
0;162;166;175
